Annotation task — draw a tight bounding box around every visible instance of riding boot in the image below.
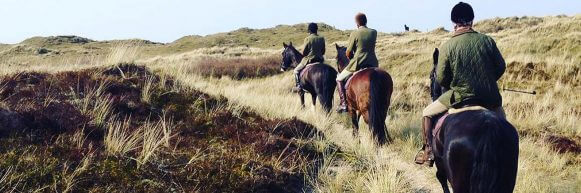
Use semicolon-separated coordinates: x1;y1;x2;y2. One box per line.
291;73;302;93
336;80;347;113
414;116;435;167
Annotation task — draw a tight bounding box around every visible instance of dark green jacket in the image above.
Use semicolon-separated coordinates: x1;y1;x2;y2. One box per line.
299;33;326;66
345;26;378;72
437;30;506;108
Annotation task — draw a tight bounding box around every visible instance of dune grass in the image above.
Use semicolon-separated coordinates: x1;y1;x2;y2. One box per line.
0;14;579;193
147;15;580;193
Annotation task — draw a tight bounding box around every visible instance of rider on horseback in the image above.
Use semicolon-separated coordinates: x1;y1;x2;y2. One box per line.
336;13;379;113
415;2;507;166
292;23;326;93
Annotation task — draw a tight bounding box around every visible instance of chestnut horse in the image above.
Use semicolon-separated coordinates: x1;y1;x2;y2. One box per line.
281;42;337;112
430;48;519;193
335;44;393;145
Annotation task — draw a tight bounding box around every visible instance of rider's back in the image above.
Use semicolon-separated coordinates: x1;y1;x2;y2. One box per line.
346;27;378;72
437;31;506;108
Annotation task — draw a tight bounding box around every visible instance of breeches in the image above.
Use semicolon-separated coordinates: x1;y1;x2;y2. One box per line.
336;70;353;81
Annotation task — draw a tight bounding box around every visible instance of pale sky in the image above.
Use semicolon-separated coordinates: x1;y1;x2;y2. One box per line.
0;0;579;44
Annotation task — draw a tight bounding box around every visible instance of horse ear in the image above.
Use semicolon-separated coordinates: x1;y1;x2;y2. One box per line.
335;43;340;50
433;48;439;65
289;42;293;46
283;42;288;48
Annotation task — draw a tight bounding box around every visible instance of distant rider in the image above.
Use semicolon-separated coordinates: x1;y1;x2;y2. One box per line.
415;2;507;166
336;13;379;113
292;23;326;92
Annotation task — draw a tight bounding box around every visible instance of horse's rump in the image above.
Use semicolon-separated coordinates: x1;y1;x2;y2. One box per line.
437;110;519;193
300;63;337;112
346;68;393;144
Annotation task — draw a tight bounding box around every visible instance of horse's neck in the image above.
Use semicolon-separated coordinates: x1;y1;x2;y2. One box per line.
292;50;303;64
338;57;349;72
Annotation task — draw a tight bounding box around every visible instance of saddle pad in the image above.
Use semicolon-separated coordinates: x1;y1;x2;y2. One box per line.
433;106;489;138
433;113;450;138
448;106;488;114
345;68;369;89
300;62;321;79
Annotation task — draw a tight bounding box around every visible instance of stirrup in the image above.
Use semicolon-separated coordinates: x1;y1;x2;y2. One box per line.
336;106;347;113
414;149;434;167
291;86;302;93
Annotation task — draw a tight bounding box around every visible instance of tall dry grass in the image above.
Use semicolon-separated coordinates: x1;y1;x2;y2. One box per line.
0;42;143;75
105;118;140;156
0;14;578;193
148;15;580;193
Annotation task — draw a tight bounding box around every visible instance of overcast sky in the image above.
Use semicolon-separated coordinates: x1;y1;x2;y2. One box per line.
0;0;579;44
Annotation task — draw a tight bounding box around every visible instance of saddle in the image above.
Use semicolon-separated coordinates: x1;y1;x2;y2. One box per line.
432;105;488;139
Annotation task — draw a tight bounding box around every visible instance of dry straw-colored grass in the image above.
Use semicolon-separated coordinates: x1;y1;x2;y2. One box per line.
0;15;579;192
148;15;580;193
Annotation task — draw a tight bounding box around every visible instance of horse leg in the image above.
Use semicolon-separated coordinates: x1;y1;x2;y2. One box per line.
351;110;360;138
435;160;451;193
299;90;305;108
448;146;473;193
311;93;317;112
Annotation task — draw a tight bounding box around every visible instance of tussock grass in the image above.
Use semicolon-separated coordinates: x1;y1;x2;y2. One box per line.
137;117;174;165
104;42;142;65
60;154;93;193
105;118;140;156
76;80;115;128
141;75;156;103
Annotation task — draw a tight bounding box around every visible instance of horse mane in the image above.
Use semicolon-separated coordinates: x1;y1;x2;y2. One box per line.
288;44;302;56
286;44;303;64
430;48;447;101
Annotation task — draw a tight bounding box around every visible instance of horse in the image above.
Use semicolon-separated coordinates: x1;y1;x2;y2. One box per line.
335;44;393;145
280;42;337;112
429;48;519;193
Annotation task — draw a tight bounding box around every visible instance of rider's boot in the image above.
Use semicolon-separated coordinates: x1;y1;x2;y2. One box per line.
336;80;348;113
291;73;302;93
415;116;435;167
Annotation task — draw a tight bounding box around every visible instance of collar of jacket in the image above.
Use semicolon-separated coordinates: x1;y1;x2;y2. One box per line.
358;26;368;29
453;27;475;37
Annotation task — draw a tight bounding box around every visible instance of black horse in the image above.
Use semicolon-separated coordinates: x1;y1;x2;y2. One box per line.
430;48;519;193
281;42;337;112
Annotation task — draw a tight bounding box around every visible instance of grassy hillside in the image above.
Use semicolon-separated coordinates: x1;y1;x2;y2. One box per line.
0;15;579;193
166;23;349;51
142;15;580;193
0;23;348;66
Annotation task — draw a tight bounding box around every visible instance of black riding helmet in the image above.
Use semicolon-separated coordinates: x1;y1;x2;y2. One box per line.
308;23;318;34
451;2;474;24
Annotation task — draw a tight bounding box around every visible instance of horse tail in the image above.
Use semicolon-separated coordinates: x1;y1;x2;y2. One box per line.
367;69;390;145
470;114;519;193
316;66;337;113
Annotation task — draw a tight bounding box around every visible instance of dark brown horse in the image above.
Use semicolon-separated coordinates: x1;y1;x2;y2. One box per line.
281;42;337;112
335;44;393;145
430;48;519;193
